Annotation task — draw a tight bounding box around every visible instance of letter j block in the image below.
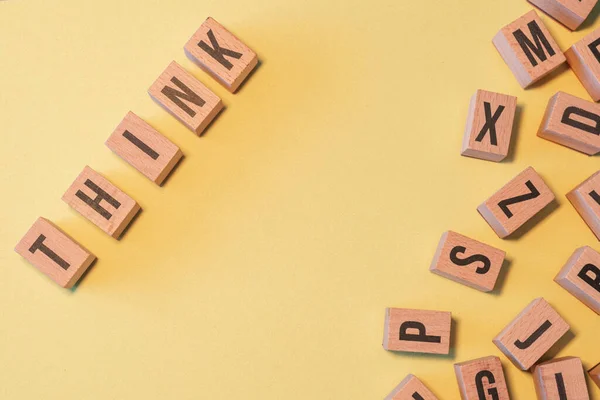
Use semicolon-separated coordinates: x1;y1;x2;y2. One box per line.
555;246;600;315
385;375;439;400
383;307;452;355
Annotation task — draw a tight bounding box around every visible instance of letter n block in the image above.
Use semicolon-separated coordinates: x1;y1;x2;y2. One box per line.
555;246;600;314
566;28;600;101
461;90;517;162
62;166;141;239
493;10;566;88
493;298;570;370
478;166;555;238
567;171;600;239
382;308;452;355
148;61;223;135
185;17;258;93
590;363;600;389
385;374;439;400
533;357;590;400
454;356;510;400
14;217;96;288
538;92;600;155
528;0;597;30
429;231;506;292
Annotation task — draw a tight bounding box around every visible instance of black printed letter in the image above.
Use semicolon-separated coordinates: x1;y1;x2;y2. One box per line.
76;179;121;220
122;130;159;160
561;106;600;136
29;234;70;270
578;263;600;292
449;246;491;274
412;393;424;400
399;321;441;343
475;370;499;400
498;180;540;218
161;77;206;118
514;320;552;349
198;29;243;70
555;373;567;400
588;37;600;64
513;21;555;67
475;102;504;146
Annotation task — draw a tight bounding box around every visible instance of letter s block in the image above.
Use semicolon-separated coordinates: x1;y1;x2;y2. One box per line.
555;246;600;315
567;170;600;240
538;91;600;155
385;374;439;400
454;356;510;400
528;0;597;30
493;298;570;370
533;357;590;400
383;308;452;355
493;10;566;88
590;363;600;389
565;28;600;101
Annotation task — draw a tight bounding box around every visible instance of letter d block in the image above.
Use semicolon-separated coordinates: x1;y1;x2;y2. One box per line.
589;363;600;389
385;374;439;400
493;298;570;370
538;92;600;155
528;0;597;30
383;308;451;355
567;170;600;240
555;246;600;314
454;356;510;400
566;28;600;101
493;10;566;88
14;218;96;288
533;357;590;400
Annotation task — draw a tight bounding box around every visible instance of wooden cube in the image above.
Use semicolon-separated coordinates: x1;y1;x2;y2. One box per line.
589;362;600;389
537;92;600;155
14;217;96;288
493;298;570;370
383;307;452;355
148;61;223;135
478;166;555;238
62;166;141;239
528;0;597;30
184;17;258;93
555;246;600;314
493;10;566;88
533;357;590;400
454;356;510;400
106;112;183;185
384;374;439;400
565;28;600;101
567;171;600;239
461;90;517;162
429;231;506;292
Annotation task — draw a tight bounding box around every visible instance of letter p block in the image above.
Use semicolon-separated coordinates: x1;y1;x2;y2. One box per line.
383;307;452;355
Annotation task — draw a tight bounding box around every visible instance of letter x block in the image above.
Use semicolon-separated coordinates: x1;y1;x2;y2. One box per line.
185;17;258;93
461;90;517;162
566;28;600;101
383;308;451;355
478;167;555;238
14;217;96;288
590;363;600;389
555;246;600;314
538;92;600;155
493;10;566;88
533;357;590;400
430;231;506;292
493;298;570;370
454;356;510;400
567;171;600;240
384;375;439;400
528;0;597;30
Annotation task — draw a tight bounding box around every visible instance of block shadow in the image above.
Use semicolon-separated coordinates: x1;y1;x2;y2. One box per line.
502;105;523;164
490;257;512;296
505;198;560;241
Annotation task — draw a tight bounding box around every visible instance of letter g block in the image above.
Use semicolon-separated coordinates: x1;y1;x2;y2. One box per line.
383;307;452;355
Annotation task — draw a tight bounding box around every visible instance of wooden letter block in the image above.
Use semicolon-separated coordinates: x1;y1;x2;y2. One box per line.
461;90;517;162
567;171;600;239
493;298;570;370
589;363;600;389
537;92;600;155
492;10;566;88
62;166;141;239
385;374;439;400
566;28;600;101
383;308;452;355
184;17;258;93
555;246;600;314
478;166;555;238
148;61;223;135
454;356;510;400
14;217;96;288
533;357;590;400
429;231;506;292
106;112;183;185
528;0;597;30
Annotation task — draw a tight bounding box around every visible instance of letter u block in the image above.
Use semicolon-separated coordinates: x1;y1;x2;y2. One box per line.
533;357;590;400
383;307;452;355
384;375;439;400
454;356;510;400
555;246;600;314
566;28;600;101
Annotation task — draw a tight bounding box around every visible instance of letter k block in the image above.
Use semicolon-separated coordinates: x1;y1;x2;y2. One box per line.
383;307;452;355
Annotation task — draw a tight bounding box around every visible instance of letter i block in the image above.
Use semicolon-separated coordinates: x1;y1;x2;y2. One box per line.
528;0;597;30
385;374;439;400
590;363;600;389
567;171;600;239
383;308;452;355
493;298;570;370
185;17;258;93
533;357;590;400
14;218;96;288
62;166;141;239
555;246;600;314
478;167;555;238
430;231;506;292
461;90;517;162
454;356;510;400
566;28;600;101
538;92;600;155
493;10;566;88
148;61;223;135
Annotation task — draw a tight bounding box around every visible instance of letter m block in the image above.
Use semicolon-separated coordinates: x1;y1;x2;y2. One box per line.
383;307;452;355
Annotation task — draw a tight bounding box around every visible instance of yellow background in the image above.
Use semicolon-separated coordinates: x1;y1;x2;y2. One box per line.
1;0;599;398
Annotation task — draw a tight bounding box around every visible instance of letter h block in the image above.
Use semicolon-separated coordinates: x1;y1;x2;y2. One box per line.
384;375;439;400
454;356;510;400
383;307;452;355
566;28;600;101
533;357;590;400
555;246;600;314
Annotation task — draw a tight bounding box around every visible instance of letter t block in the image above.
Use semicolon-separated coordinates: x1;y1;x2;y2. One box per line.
383;307;452;355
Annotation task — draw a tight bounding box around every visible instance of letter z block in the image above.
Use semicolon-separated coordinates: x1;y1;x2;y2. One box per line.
14;217;96;288
567;171;600;240
566;28;600;101
454;356;510;400
385;374;439;400
493;298;570;370
478;166;555;238
590;363;600;389
555;246;600;314
430;231;506;292
493;10;566;88
528;0;597;30
533;357;590;400
538;91;600;155
383;307;452;355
